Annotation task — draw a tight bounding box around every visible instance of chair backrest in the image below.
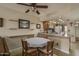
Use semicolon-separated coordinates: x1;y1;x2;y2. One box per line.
0;37;10;55
37;33;48;38
42;34;48;39
21;39;28;50
47;41;54;52
2;38;10;53
37;33;41;37
0;37;4;54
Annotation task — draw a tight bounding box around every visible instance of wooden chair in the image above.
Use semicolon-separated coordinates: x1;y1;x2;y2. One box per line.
37;34;41;37
0;37;4;56
21;39;37;56
39;41;54;56
0;37;10;56
42;34;48;39
37;34;48;39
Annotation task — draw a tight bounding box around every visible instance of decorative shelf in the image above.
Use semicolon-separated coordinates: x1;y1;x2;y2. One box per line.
9;20;18;22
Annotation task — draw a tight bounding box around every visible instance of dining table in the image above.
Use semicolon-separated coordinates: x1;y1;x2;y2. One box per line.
25;37;50;55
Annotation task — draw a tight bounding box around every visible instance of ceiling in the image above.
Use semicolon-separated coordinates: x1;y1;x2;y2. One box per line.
0;3;79;21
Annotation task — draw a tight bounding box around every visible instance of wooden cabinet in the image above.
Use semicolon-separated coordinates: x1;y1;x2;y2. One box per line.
43;21;49;33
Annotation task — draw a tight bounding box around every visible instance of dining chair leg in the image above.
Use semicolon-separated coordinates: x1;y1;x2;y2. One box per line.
51;51;53;56
37;48;40;56
22;50;24;56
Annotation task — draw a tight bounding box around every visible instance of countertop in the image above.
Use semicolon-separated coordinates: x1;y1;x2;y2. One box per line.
38;32;69;39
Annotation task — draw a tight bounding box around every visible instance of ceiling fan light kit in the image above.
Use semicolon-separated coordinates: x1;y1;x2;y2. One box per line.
25;9;30;13
25;8;40;15
36;10;40;15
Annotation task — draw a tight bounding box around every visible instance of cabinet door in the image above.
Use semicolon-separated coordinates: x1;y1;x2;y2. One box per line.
43;21;49;33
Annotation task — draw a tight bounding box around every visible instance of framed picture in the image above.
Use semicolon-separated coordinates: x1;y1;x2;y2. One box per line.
36;24;41;29
19;19;30;29
0;18;3;27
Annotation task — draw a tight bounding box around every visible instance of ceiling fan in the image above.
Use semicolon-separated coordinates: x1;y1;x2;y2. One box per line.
17;3;48;15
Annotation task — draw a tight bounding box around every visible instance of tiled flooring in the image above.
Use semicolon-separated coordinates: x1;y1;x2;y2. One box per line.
0;38;69;56
21;48;69;56
53;48;69;56
0;47;68;56
70;41;79;56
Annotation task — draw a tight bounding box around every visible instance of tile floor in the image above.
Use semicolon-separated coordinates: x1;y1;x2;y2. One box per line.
70;41;79;56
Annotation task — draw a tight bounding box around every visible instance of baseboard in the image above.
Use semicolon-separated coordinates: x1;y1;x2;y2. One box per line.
54;48;69;56
9;47;22;56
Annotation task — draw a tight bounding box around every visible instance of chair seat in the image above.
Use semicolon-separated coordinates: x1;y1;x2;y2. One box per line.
21;39;37;56
27;49;37;53
39;49;52;54
38;41;54;56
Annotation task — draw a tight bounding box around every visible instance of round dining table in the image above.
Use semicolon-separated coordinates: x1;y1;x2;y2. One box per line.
25;37;50;55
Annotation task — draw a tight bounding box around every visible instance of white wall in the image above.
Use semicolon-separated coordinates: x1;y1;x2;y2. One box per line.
75;27;79;37
48;36;69;54
0;6;42;37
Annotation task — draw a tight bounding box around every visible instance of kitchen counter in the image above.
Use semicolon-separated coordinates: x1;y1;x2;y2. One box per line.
38;32;70;54
39;32;69;39
0;33;34;38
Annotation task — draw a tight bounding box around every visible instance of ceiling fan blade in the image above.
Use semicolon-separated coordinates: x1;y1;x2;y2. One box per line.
17;3;32;6
31;3;36;6
25;9;30;13
17;3;48;8
36;5;48;8
36;10;40;15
